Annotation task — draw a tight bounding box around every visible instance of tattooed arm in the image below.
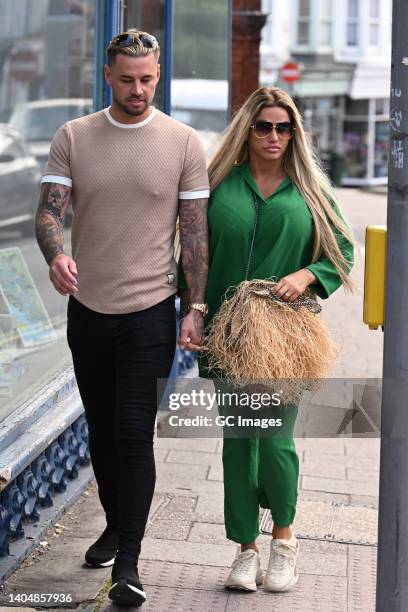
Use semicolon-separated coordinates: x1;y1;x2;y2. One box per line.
178;197;209;350
35;183;78;296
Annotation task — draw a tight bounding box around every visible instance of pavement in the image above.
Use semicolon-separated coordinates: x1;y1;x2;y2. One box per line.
0;188;385;611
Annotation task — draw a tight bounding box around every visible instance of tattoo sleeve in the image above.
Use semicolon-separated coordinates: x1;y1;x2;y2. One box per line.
178;288;190;318
179;197;209;305
35;183;71;265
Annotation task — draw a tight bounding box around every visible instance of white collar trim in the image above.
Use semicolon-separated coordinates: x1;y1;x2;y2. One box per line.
104;106;156;128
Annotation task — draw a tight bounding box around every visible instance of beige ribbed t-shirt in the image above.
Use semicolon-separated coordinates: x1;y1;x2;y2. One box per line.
42;107;209;314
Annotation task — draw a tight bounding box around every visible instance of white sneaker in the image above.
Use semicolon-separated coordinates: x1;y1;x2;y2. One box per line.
225;548;264;591
263;535;299;592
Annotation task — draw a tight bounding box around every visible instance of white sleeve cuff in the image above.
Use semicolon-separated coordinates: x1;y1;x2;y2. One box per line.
178;189;210;200
41;175;73;188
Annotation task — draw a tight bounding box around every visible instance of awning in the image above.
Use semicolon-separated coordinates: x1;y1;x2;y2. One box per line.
349;64;391;99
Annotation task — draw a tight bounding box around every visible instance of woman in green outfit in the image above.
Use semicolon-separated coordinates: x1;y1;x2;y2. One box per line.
179;87;354;594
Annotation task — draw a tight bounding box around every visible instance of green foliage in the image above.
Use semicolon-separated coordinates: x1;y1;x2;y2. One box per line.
173;0;229;79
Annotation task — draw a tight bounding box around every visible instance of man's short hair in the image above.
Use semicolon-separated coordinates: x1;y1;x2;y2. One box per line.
107;29;160;65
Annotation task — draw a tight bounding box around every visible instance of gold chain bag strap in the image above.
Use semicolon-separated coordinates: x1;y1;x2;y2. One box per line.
204;192;338;404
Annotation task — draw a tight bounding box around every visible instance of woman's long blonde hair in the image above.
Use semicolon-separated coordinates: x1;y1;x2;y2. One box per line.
208;87;354;291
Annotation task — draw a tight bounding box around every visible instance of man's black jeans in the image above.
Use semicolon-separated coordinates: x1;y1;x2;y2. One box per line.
67;295;176;564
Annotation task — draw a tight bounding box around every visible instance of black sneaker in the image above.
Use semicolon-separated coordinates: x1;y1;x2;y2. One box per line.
109;558;146;607
85;526;118;567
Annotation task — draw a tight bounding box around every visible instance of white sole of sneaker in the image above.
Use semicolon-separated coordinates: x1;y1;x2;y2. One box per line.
263;572;299;592
225;572;264;592
85;556;116;568
109;580;146;607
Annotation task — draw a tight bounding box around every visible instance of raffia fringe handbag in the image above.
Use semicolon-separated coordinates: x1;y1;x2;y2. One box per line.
204;192;338;404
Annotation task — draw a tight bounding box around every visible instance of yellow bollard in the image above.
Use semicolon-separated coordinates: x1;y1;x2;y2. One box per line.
363;225;387;330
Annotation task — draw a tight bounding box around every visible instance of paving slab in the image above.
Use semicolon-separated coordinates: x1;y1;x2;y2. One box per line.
300;459;346;479
165;449;220;466
334;505;377;544
207;463;223;481
191;510;225;525
156;462;209;482
155;437;219;452
349;494;378;508
139;559;229;590
164;495;197;514
225;575;347;612
347;545;377;612
188;522;226;546
298;489;349;504
344;439;380;457
302;450;379;470
302;474;378;496
292;500;336;538
145;518;192;541
0;538;109;607
140;537;234;567
296;438;346;454
100;584;229;612
194;490;225;516
153;448;169;462
347;467;379;484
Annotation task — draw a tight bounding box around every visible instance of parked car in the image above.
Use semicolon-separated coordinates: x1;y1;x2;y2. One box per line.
0;125;41;236
8;98;93;168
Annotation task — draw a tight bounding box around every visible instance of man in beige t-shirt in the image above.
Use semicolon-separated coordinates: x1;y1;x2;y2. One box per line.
35;30;209;607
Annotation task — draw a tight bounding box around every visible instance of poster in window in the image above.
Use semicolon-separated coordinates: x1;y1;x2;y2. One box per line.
0;247;57;346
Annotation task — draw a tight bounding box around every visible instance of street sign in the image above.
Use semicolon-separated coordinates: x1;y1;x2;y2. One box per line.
9;51;38;83
281;62;301;84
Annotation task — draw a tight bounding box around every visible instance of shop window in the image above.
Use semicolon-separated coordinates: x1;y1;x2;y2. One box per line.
375;98;389;116
123;0;165;111
0;0;96;421
171;0;229;138
345;98;368;116
343;121;368;179
374;122;389;178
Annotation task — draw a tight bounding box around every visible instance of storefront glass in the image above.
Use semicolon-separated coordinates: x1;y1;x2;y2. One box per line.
123;0;165;112
0;0;96;420
343;121;369;179
171;0;229;141
374;121;389;178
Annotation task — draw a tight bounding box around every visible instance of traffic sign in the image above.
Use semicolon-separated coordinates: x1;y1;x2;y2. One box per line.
281;62;301;84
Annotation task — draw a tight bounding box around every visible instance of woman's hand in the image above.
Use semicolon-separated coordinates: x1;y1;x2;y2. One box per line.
273;269;316;302
178;310;205;351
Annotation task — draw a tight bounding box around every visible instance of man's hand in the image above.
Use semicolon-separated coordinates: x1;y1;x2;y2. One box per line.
273;268;316;302
49;254;78;296
178;310;204;351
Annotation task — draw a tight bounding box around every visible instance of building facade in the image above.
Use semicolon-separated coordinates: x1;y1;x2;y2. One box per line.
261;0;392;185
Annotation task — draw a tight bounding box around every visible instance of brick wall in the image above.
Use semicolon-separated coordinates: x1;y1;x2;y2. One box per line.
231;0;267;113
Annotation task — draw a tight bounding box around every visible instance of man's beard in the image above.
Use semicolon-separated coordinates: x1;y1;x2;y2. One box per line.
114;94;149;117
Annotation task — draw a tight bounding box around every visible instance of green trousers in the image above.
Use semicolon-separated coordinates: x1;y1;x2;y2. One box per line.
216;385;299;544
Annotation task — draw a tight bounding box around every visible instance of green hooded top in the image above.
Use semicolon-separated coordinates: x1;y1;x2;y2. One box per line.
178;162;354;377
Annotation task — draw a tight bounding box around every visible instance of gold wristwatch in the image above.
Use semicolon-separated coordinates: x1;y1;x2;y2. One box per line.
190;303;208;316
